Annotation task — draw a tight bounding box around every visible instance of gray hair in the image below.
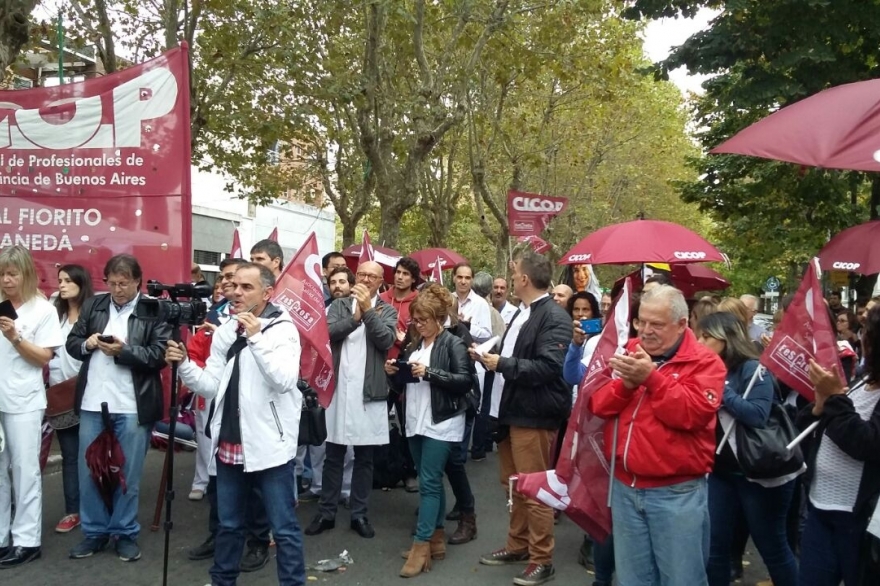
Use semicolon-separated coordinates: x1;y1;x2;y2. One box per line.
739;294;759;310
237;262;276;289
472;271;493;298
640;284;688;322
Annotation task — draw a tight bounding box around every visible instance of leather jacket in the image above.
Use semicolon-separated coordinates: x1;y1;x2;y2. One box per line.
394;330;472;424
67;293;172;425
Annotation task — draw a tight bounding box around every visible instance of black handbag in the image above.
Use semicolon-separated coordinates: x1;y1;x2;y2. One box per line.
298;381;327;447
735;402;804;479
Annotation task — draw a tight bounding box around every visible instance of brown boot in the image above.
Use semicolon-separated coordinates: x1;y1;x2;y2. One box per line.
448;512;477;545
399;541;432;578
401;529;446;560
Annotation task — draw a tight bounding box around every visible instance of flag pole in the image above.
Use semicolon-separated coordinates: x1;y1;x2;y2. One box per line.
787;379;865;451
716;366;763;455
606;417;619;507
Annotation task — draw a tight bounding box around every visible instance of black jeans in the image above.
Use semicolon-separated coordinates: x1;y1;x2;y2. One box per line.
470;371;495;458
56;425;80;515
445;415;475;513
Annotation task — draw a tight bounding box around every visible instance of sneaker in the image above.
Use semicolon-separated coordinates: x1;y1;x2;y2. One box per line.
470;453;487;462
240;543;269;572
115;536;141;562
479;548;529;566
55;514;81;533
188;489;205;501
69;536;110;559
187;535;215;561
404;477;419;493
513;563;555;586
0;546;41;568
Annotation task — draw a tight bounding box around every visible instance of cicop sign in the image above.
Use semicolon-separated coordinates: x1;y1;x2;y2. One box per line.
832;261;861;271
507;190;569;237
0;47;192;294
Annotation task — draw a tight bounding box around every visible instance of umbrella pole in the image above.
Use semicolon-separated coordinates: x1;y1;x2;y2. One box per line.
150;449;170;531
160;327;184;586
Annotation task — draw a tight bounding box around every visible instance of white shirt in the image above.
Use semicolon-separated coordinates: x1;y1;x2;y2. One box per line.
489;293;550;418
497;302;518;326
572;335;601;404
810;383;880;512
0;297;64;413
404;342;465;442
81;295;139;414
48;317;82;385
325;296;389;445
458;289;493;342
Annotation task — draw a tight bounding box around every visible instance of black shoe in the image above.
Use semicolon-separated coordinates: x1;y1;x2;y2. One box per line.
513;563;555;586
304;514;335;536
187;535;215;561
240;543;269;573
69;536;110;559
446;506;462;521
470;452;487;462
577;536;594;571
0;547;7;560
0;546;41;568
731;560;744;581
350;517;375;539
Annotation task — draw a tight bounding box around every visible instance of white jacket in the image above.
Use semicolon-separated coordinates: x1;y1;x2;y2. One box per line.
178;305;302;472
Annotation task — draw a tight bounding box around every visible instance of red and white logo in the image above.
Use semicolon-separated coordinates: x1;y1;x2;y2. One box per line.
766;335;811;389
567;253;592;263
832;261;861;270
511;196;565;213
673;251;707;260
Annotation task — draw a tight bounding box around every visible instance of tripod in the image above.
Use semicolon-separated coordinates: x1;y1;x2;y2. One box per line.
158;325;183;586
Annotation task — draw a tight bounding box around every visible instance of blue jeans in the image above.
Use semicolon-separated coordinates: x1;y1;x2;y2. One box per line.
212;458;305;586
57;425;80;515
408;435;453;542
611;477;710;586
78;411;150;540
798;504;862;586
445;415;475;513
708;473;797;586
594;535;616;583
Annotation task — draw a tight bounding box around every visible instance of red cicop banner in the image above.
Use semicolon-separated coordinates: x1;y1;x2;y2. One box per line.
0;46;192;292
507;190;568;237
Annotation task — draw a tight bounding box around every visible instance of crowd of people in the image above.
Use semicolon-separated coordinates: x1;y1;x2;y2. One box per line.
0;241;878;586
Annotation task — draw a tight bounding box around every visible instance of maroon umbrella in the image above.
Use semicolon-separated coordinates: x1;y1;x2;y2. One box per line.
611;265;731;299
711;79;880;172
409;248;468;274
561;220;726;266
817;220;880;275
341;243;402;283
85;403;127;514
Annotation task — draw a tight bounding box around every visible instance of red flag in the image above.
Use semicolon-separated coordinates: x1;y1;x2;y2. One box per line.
517;278;632;542
268;226;279;242
429;255;444;285
358;230;375;264
518;235;552;254
760;258;843;401
270;232;335;408
230;228;243;258
507;190;568;237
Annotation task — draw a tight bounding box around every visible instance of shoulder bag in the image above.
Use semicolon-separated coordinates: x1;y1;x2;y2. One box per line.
735;400;804;479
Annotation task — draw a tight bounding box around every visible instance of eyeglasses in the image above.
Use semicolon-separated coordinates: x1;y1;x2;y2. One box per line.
412;317;432;326
103;279;134;289
356;272;382;282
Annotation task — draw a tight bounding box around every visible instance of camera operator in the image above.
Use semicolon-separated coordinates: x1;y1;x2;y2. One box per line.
166;262;306;586
67;254;171;563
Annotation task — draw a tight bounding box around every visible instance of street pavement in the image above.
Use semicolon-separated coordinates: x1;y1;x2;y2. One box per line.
4;447;771;585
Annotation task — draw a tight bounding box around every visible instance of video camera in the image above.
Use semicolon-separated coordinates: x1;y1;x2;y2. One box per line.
134;280;212;326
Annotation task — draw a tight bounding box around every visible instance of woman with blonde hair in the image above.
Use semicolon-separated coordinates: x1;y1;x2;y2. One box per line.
0;245;64;567
385;283;473;578
690;296;719;337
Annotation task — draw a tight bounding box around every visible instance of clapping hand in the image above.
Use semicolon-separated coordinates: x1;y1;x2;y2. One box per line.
609;345;654;390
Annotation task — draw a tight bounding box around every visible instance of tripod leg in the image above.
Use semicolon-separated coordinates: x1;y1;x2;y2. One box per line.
152;444;170;531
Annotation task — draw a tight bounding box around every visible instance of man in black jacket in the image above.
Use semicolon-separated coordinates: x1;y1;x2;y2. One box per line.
66;254;170;563
472;251;571;586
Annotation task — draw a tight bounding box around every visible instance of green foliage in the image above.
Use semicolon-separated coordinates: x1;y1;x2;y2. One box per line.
624;0;880;284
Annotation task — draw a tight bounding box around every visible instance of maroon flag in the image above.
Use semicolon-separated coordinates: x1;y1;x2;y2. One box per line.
518;235;552;254
270;232;335;407
517;278;632;542
268;226;279;242
507;190;568;237
358;230;375;264
429;255;444;285
760;259;842;401
229;228;243;258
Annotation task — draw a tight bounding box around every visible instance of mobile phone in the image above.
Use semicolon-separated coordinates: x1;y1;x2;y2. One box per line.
0;300;17;320
580;318;603;335
98;335;115;343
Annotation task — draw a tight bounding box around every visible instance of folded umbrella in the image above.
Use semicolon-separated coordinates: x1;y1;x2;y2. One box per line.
85;402;127;515
409;248;468;274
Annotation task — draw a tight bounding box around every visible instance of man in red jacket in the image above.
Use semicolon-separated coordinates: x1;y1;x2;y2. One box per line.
589;285;725;586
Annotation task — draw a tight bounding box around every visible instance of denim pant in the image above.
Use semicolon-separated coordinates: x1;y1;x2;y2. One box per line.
798;504;862;586
445;414;475;513
611;477;710;586
57;425;80;515
212;458;305;586
708;473;797;586
409;435;454;541
78;411;150;540
593;534;616;584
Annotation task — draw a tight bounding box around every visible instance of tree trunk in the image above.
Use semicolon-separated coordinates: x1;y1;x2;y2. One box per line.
0;1;38;72
341;221;357;248
379;198;408;248
871;174;880;220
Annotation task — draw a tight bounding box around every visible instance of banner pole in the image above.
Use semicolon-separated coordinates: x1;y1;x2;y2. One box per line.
606;417;619;507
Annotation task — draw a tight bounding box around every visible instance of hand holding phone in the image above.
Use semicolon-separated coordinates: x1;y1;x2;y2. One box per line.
97;335;116;344
580;318;603;335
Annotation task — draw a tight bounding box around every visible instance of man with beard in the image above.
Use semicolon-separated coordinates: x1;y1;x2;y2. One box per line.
327;267;355;303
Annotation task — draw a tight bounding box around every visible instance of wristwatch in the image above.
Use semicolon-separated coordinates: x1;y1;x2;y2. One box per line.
12;335;22;346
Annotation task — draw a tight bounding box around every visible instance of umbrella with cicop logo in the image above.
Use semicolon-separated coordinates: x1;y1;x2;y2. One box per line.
817;220;880;275
560;220;726;266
